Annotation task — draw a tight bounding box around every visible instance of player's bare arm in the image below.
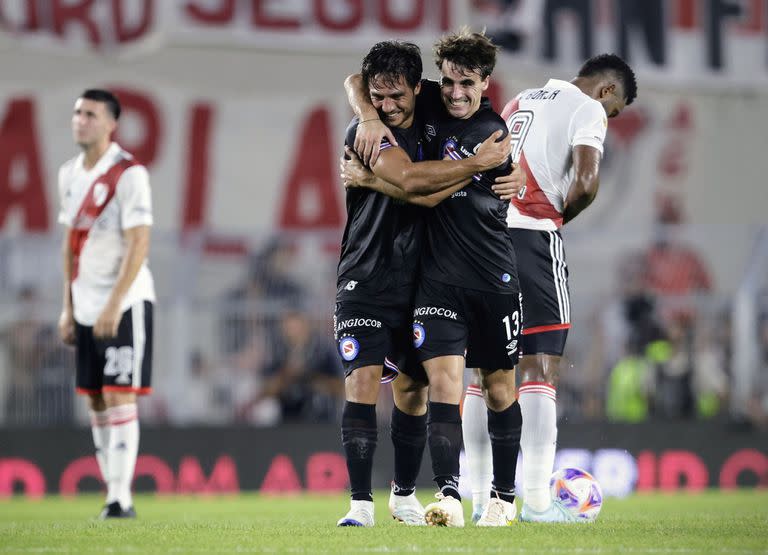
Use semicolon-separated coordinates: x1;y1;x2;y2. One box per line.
372;130;510;194
93;225;151;338
58;227;76;345
562;145;601;224
345;73;397;166
341;148;465;208
490;163;526;200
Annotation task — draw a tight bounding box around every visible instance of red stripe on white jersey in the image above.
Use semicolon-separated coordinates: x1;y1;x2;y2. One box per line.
501;97;563;228
511;151;563;226
69;157;137;281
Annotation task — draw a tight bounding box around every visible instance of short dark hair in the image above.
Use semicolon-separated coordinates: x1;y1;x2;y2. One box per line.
578;54;638;106
80;89;121;119
361;41;423;91
433;28;498;79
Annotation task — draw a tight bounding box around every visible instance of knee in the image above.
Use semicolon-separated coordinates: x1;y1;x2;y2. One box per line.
102;391;136;408
86;393;106;412
394;384;428;415
482;379;514;412
344;367;380;403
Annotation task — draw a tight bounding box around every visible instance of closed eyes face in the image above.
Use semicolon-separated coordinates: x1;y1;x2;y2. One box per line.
368;74;420;129
439;60;489;120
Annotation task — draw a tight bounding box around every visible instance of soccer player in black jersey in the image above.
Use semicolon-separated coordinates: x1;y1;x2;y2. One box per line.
335;40;514;528
343;29;524;527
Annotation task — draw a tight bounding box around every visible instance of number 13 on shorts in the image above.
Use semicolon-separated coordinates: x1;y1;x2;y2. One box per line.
502;312;520;341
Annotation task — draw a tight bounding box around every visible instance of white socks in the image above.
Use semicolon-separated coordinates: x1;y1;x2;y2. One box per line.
89;410;110;487
106;403;139;509
462;385;492;510
519;382;557;512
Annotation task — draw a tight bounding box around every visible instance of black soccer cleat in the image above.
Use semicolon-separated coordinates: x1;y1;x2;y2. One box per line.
99;501;137;519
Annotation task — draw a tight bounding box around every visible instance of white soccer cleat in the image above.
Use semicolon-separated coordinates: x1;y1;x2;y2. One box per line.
337;500;375;527
388;490;426;526
476;497;517;527
519;499;580;523
424;493;465;527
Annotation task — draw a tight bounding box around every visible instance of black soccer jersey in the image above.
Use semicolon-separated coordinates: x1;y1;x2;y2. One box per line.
416;81;518;294
336;118;426;295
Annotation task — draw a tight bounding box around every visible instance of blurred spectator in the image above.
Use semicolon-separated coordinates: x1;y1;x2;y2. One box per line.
650;315;696;419
691;316;730;419
1;285;73;425
606;333;652;423
747;312;768;429
172;351;233;426
640;195;713;317
239;308;343;424
220;237;306;354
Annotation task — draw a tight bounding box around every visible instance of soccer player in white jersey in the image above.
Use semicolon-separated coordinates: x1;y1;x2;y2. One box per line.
57;89;156;519
462;54;637;522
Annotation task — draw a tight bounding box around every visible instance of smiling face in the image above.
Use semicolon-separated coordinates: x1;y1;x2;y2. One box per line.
368;73;420;129
71;98;116;149
439;60;489;120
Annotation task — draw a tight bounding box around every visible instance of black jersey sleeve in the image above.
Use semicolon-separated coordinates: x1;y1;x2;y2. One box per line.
464;112;512;182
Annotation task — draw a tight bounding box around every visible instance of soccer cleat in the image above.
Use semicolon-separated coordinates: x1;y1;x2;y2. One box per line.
99;501;136;519
388;490;426;526
519;499;580;523
337;500;375;527
471;503;487;524
476;497;517;527
424;493;465;527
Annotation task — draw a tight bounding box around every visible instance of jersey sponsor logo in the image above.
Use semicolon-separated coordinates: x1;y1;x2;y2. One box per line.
450;191;467;198
335;317;382;333
413;322;425;348
413;306;458;320
339;337;359;361
92;183;109;206
344;280;358;291
425;124;436;137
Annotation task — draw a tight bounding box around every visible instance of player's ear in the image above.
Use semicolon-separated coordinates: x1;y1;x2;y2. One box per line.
480;77;490;92
414;81;422;96
599;83;616;100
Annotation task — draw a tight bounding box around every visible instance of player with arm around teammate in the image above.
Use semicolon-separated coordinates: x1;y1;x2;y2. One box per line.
344;29;526;528
335;40;512;528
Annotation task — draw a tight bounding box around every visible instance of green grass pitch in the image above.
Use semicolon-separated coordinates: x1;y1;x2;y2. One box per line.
2;490;767;553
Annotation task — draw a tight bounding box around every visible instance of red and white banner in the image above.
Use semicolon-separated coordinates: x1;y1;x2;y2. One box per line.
1;1;767;85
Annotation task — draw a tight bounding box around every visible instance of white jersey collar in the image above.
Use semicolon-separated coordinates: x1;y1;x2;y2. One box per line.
76;142;120;174
544;79;580;91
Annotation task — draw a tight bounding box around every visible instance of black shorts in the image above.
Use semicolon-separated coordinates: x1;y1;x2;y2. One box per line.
75;301;153;395
412;278;521;370
335;281;426;384
508;228;570;356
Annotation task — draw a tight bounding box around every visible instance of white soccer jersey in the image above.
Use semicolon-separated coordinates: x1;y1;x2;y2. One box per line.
501;79;608;230
58;142;155;326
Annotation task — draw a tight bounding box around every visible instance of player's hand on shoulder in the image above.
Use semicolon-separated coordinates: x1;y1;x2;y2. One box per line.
354;118;397;167
58;309;75;346
474;129;511;171
341;147;375;189
93;301;121;339
492;163;526;201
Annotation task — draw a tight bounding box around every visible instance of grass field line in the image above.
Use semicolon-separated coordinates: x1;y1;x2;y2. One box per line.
3;548;766;554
